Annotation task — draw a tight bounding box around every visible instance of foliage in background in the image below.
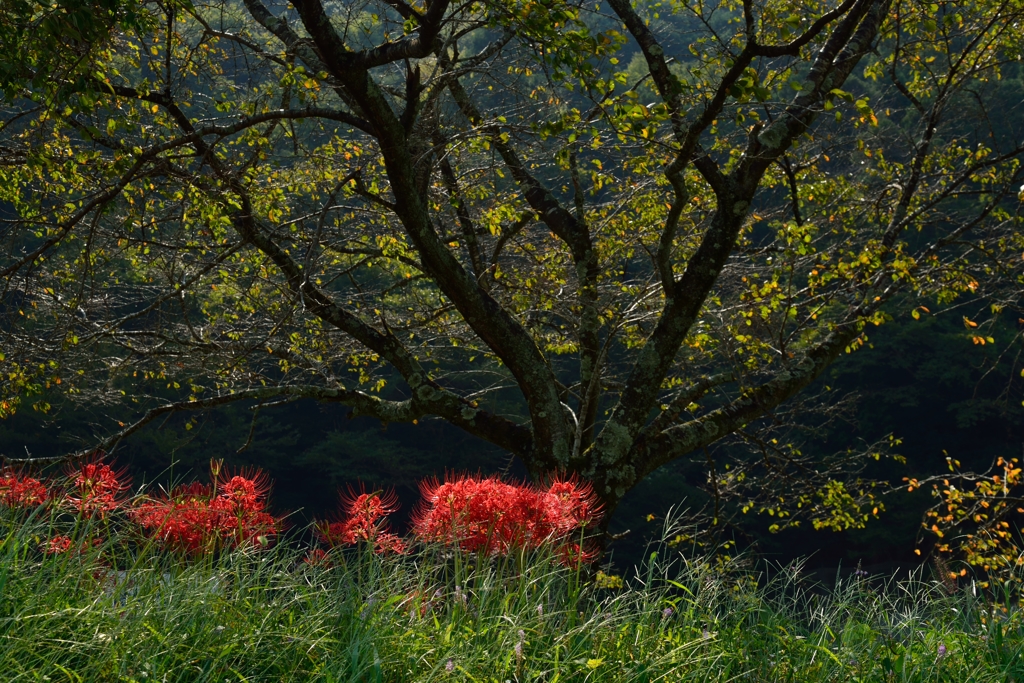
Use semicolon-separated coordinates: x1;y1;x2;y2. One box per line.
605;309;1024;569
915;454;1024;596
0;0;151;99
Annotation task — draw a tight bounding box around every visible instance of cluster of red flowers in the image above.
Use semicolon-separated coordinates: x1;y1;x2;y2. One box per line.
411;475;601;564
6;457;606;568
132;466;279;555
66;460;130;518
41;535;101;556
1;460;132;517
44;535;73;555
2;456;282;558
315;489;406;555
0;469;49;508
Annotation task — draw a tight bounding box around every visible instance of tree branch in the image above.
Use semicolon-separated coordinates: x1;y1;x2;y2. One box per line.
6;384;530;463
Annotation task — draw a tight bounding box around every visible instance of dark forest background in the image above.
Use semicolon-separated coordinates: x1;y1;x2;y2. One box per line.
4;306;1022;573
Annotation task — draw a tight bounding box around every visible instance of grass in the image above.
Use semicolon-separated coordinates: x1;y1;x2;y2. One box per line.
2;509;1024;682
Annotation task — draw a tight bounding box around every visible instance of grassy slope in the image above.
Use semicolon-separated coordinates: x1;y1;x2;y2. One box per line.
1;513;1023;682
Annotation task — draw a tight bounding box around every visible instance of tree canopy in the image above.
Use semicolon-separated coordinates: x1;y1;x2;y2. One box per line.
1;0;1022;538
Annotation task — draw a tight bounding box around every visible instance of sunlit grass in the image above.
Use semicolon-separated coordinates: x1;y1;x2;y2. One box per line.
2;507;1023;682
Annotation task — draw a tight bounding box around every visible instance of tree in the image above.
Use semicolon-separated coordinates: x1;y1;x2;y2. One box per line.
1;0;1022;541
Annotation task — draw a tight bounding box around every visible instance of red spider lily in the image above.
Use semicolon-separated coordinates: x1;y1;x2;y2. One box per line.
65;458;130;518
132;493;221;555
303;548;331;567
131;468;279;555
316;519;357;547
545;477;601;530
315;488;405;554
557;542;600;570
211;495;278;549
217;469;271;514
411;474;601;564
343;488;399;527
215;467;278;547
43;535;72;555
40;535;102;557
170;481;214;500
0;469;49;508
372;532;407;555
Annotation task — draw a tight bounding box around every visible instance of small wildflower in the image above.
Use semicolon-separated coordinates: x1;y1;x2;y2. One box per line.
514;641;524;661
595;570;625;589
445;659;455;673
536;603;544;617
662;607;674;618
937;643;947;658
